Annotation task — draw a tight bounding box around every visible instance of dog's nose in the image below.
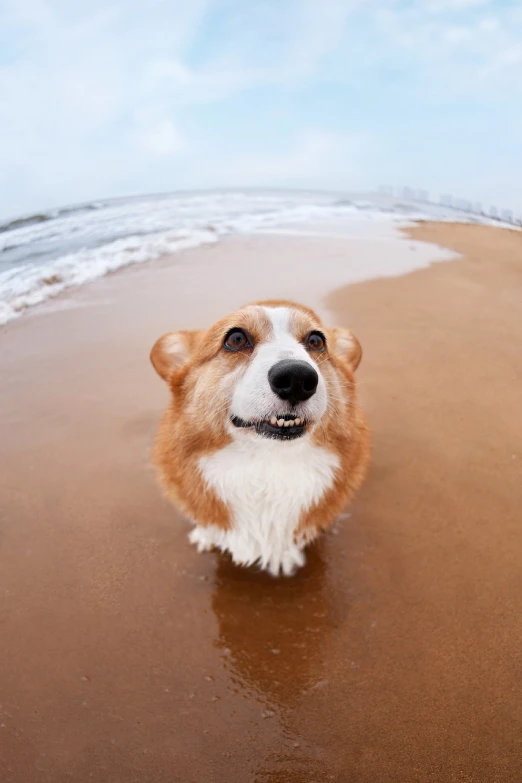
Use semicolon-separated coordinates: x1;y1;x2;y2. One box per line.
268;360;319;406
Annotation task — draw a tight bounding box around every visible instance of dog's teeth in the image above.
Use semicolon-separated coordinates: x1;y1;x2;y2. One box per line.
270;416;277;426
284;420;291;427
277;419;285;427
295;418;301;426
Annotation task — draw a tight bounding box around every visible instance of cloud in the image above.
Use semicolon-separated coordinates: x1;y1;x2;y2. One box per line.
130;107;185;156
134;120;185;156
0;0;521;216
443;26;474;43
201;130;372;189
427;0;490;11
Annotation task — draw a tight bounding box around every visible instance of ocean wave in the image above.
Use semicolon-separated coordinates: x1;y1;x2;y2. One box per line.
0;228;218;326
0;196;370;326
0;201;106;236
1;190;519;327
0;213;52;234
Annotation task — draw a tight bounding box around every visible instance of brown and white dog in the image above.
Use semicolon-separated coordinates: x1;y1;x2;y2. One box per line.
151;300;370;576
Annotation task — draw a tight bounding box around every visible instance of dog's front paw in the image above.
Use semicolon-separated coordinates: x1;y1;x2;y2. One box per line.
268;546;306;578
188;526;216;553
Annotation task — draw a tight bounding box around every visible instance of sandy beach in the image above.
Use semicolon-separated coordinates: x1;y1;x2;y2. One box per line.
1;221;521;782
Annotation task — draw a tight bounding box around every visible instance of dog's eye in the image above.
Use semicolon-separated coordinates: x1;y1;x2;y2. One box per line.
306;331;326;352
224;329;250;351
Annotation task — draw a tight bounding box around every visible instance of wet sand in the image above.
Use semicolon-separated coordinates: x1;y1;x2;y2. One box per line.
1;223;521;782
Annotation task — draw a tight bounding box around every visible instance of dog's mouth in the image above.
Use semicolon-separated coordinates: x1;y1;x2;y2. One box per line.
231;413;308;440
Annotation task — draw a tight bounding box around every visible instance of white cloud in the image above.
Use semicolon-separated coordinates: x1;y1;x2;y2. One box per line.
134;119;185;156
0;0;522;215
197;129;373;191
427;0;490;11
479;16;500;32
443;26;473;43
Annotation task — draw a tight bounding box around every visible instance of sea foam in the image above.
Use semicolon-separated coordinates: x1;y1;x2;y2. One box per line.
0;190;517;326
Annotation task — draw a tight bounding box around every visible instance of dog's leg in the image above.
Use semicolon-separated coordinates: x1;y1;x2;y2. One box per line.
267;545;306;577
188;525;217;553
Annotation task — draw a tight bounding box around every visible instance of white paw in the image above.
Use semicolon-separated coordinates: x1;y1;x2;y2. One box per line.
188;526;216;553
268;546;306;578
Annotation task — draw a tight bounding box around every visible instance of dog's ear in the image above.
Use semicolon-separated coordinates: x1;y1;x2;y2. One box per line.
150;330;201;382
328;327;362;371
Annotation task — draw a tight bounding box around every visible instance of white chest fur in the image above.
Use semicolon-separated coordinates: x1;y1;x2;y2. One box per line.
191;436;340;576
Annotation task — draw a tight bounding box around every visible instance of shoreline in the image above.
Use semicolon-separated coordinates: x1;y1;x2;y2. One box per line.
1;217;458;332
1;221;521;782
4;214;520;332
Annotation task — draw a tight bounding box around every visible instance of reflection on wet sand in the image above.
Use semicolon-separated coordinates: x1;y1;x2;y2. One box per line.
212;544;330;709
210;532;363;782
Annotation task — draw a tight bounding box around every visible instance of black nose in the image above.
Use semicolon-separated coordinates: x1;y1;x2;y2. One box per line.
268;360;319;406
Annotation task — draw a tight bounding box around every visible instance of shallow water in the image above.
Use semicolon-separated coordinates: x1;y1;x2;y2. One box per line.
0;188;508;326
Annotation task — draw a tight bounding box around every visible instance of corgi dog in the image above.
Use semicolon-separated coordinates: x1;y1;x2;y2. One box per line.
151;300;370;576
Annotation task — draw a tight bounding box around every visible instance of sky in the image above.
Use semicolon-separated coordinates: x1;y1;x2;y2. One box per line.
1;0;521;218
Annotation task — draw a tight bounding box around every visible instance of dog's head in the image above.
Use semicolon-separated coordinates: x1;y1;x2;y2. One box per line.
151;300;362;443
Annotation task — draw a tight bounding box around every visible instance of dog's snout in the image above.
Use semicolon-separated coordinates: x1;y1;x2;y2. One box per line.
268;360;319;405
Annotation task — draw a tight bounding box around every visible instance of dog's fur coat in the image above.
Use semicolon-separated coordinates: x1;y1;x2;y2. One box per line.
151;300;370;575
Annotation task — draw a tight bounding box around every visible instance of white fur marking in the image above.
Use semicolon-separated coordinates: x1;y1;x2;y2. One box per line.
230;306;327;425
196;437;339;576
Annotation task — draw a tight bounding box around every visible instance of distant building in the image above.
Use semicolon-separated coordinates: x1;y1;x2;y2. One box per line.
388;188;516;222
454;199;469;212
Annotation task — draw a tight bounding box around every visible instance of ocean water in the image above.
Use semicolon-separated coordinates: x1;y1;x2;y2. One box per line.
0;189;513;326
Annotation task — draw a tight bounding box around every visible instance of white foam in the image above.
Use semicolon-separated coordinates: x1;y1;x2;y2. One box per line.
0;191;519;326
0;229;218;325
